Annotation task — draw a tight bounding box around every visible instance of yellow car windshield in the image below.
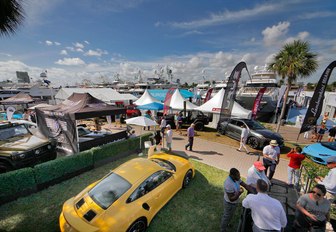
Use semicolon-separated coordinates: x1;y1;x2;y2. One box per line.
89;172;131;209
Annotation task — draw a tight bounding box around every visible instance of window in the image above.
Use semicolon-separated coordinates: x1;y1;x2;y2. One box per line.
127;171;172;203
151;158;176;171
89;172;131;210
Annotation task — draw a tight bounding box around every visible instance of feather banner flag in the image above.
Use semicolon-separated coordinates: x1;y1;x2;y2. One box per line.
163;88;176;115
219;62;248;121
298;60;336;136
251;87;267;120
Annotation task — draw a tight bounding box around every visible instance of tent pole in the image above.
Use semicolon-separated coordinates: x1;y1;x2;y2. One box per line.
75;120;80;153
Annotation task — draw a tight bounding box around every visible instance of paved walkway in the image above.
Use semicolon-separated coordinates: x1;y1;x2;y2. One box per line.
132;124;301;225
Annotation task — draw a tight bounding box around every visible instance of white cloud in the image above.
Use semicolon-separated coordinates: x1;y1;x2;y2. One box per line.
297;11;336;20
76;48;84;53
45;40;53;46
85;49;108;57
84;41;90;45
74;42;85;49
55;58;85;66
66;46;75;52
54;42;61;46
165;3;284;29
60;50;68;55
262;21;290;46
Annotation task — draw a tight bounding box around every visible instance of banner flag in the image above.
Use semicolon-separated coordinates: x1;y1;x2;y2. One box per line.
277;85;287;108
204;88;213;103
251;87;267;120
219;62;248;121
299;60;336;135
163;88;176;115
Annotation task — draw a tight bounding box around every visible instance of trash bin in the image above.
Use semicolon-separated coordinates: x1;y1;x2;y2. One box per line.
280;119;285;126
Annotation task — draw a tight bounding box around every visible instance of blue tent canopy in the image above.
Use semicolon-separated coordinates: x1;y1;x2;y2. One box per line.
148;89;193;102
137;102;164;110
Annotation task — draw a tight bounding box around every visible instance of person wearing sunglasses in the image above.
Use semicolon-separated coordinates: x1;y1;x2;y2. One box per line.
293;184;331;231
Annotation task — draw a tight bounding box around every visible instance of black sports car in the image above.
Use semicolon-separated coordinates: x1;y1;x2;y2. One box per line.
217;118;284;149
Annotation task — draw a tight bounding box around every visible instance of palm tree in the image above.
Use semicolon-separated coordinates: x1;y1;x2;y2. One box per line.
268;40;318;132
0;0;25;37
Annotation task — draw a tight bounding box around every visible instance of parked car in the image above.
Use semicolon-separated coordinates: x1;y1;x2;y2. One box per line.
217;118;284;149
60;153;194;232
165;110;210;131
77;126;111;138
0;121;57;173
125;104;142;117
303;142;336;165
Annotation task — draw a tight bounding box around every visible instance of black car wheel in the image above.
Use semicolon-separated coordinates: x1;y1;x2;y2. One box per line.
218;126;226;135
0;162;12;174
182;169;193;188
247;137;259;149
194;122;204;131
127;218;147;232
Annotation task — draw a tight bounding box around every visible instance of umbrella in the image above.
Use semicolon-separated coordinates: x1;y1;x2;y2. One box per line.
136;102;164;111
125;116;158;149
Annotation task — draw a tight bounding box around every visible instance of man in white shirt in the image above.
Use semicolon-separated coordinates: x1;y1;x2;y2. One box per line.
262;140;281;180
247;161;271;193
165;125;173;152
237;124;249;154
242;179;287;231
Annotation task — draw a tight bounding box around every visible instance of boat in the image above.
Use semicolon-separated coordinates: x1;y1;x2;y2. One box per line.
236;66;279;121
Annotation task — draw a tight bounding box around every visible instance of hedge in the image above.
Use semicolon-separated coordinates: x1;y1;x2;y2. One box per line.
34;149;94;186
0;134;152;205
0;167;36;204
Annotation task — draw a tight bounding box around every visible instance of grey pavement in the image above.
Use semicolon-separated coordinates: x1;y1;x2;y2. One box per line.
134;125;290;182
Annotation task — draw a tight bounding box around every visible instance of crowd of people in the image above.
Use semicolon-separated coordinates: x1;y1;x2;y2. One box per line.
125;110;335;231
221;139;335;232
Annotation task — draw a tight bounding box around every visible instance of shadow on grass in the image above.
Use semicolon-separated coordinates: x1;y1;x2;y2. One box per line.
147;162;243;232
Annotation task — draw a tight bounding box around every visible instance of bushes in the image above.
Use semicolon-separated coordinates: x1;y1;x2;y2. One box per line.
0;134;151;205
34;150;94;186
0;167;36;204
302;159;329;179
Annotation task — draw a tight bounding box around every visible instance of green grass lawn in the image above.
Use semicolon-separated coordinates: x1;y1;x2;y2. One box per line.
0;155;245;232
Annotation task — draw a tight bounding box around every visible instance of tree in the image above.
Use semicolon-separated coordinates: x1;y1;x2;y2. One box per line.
268;40;318;132
0;0;25;37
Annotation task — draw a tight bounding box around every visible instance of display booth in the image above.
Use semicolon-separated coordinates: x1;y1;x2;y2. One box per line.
35;93;126;155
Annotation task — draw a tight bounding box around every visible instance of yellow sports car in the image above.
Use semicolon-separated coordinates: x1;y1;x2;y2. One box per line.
59;152;194;232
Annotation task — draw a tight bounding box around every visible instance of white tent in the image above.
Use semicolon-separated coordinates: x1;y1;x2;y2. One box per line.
55;88;137;104
194;88;252;128
169;89;197;110
133;89;161;105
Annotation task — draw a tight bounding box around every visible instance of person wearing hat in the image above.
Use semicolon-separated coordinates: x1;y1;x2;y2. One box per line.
165;124;173;152
315;156;336;202
287;146;305;188
247;161;271;194
262;140;281;181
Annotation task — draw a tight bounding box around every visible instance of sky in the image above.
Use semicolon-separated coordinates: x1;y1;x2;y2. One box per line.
0;0;336;86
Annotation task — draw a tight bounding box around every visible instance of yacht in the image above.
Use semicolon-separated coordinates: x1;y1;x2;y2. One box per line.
236;67;279;121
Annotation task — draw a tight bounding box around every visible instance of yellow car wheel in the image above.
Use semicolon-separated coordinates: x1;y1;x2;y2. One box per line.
127;217;147;232
182;169;193;188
